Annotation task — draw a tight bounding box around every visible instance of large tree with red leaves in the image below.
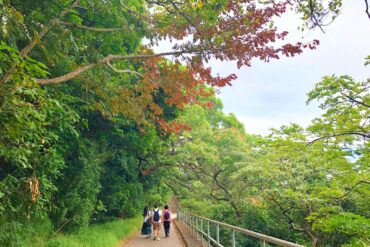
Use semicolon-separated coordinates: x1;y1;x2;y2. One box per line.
1;0;319;130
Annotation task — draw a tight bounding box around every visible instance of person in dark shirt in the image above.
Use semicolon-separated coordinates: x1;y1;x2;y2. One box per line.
162;204;171;238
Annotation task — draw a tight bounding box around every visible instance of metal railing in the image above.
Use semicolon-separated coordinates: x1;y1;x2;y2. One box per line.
177;211;305;247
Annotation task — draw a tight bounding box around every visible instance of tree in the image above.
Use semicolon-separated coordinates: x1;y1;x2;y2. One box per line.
304;75;370;245
0;42;80;245
307;75;370;146
173;101;370;246
3;0;319;81
292;0;370;31
0;1;183;239
168;101;253;220
0;0;319;127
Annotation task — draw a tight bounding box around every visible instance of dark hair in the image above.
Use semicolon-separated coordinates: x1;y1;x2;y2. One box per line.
154;204;158;208
143;206;148;216
164;204;169;210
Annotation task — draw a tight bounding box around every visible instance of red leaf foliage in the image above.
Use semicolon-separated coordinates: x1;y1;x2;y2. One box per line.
134;0;320;132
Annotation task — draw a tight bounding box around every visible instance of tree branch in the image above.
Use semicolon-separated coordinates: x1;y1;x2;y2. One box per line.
170;174;195;192
212;171;242;218
120;0;153;24
37;63;96;85
58;20;131;32
336;180;370;200
136;152;175;177
210;190;229;202
365;0;370;19
342;93;370;108
156;0;204;37
296;0;337;32
269;197;305;232
308;0;325;33
307;131;370;147
20;0;81;57
36;50;192;85
0;0;81;84
106;62;144;78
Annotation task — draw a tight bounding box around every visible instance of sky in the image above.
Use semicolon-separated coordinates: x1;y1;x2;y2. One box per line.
215;1;370;135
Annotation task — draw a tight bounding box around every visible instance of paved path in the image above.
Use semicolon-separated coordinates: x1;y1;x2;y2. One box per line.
124;213;186;247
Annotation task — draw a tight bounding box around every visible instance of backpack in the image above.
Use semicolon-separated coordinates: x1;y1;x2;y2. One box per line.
164;210;170;221
153;209;160;222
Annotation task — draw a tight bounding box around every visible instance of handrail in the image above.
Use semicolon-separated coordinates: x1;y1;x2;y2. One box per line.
178;211;306;247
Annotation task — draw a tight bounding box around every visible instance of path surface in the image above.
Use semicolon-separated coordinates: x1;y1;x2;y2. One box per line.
124;213;186;247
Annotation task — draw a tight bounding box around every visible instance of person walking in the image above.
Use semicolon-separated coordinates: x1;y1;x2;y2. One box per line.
152;204;162;240
162;204;171;238
141;206;152;239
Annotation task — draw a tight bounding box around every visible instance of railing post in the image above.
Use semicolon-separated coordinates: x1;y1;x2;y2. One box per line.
191;215;194;235
186;213;188;229
196;217;199;240
179;212;305;247
232;229;236;247
190;215;192;234
260;239;266;247
185;212;187;227
194;217;197;238
188;214;191;230
216;224;220;245
200;218;203;245
207;221;210;247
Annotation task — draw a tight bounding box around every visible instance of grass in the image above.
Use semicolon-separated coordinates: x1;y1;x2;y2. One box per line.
32;216;142;247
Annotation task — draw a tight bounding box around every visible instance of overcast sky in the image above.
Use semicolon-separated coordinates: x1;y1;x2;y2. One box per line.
214;1;370;135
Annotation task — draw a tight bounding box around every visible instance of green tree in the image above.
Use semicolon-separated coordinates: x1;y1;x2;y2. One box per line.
0;42;80;245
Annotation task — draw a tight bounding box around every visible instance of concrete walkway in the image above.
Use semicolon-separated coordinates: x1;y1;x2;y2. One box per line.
124;213;186;247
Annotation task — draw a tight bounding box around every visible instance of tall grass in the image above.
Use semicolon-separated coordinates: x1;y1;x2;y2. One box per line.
29;216;142;247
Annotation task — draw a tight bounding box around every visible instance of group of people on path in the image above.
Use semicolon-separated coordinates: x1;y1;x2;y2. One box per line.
141;204;172;241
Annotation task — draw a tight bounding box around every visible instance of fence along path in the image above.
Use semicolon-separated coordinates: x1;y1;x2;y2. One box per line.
124;210;305;247
177;211;306;247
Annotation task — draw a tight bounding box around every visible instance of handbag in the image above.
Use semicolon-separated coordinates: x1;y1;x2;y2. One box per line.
145;217;152;226
141;222;147;235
